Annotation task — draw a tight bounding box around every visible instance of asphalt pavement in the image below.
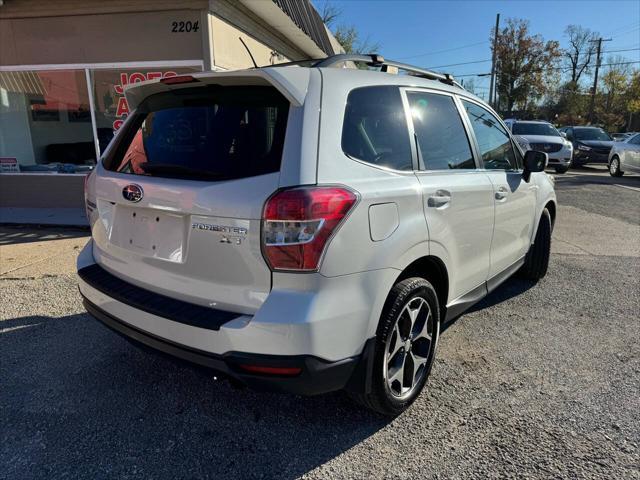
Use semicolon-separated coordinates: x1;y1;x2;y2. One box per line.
1;166;639;479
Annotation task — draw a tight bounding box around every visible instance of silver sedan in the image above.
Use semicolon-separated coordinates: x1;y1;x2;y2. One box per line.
608;133;640;177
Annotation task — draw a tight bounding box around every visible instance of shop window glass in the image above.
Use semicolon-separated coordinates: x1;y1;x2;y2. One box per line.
0;70;95;173
91;66;201;154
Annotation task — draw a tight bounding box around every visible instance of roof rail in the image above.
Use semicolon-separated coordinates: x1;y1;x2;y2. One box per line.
312;54;463;89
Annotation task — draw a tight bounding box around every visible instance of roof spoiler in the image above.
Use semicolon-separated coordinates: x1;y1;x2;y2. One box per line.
124;68;311;110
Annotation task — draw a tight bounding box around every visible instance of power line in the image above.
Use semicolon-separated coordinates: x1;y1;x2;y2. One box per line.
567;46;640;55
423;48;639;72
604;21;640;36
396;40;489;60
612;25;640;36
425;58;491;69
450;60;640;78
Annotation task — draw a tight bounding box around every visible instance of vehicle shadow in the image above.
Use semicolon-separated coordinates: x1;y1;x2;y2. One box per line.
441;276;537;333
1;313;390;479
0;225;89;246
550;166;640;188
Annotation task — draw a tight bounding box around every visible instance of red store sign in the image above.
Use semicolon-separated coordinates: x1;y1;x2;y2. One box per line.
112;71;177;130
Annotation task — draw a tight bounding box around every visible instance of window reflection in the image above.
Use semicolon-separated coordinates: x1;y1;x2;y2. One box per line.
0;70;95;172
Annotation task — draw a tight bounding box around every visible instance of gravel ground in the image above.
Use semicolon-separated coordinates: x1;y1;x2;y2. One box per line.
1;167;639;479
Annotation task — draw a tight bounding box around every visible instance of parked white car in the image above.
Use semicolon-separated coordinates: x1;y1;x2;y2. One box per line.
78;54;556;415
504;119;573;173
608;133;640;176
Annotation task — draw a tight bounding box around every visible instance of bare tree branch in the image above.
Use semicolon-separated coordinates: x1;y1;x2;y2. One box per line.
563;25;598;87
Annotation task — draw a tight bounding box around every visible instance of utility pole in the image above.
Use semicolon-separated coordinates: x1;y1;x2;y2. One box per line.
488;13;500;108
588;37;612;124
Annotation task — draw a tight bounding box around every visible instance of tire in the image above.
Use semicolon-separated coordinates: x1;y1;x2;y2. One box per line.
350;277;440;416
609;156;624;177
555;166;569;174
520;208;551;280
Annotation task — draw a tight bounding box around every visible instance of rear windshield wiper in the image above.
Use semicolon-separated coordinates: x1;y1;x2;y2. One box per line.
140;163;231;181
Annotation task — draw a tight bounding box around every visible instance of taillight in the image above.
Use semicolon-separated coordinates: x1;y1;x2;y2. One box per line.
160;75;198;85
262;186;358;271
83;170;92;197
84;170;95;221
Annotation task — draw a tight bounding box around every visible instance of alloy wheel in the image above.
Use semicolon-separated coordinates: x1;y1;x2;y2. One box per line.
610;158;619;174
383;296;434;400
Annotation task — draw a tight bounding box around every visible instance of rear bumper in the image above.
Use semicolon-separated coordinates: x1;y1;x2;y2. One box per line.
83;296;373;395
77;239;387;395
78;240;391;362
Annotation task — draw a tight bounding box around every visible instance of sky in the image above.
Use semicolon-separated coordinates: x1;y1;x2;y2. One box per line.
312;0;640;100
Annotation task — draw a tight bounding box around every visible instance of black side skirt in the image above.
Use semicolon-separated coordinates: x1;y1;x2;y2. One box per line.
444;255;526;322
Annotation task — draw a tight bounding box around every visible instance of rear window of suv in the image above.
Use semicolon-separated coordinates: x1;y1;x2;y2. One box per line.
104;86;290;181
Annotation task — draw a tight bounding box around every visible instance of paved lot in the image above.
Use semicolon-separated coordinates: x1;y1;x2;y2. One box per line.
1;166;639;479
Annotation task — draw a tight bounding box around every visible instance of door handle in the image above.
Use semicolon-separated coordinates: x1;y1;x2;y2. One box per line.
495;186;508;201
427;190;451;208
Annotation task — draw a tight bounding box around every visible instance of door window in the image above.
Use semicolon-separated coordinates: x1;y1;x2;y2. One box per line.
342;86;413;171
407;91;475;170
462;100;518;171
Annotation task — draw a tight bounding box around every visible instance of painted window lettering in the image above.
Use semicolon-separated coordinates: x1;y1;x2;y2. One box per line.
112;71;177;131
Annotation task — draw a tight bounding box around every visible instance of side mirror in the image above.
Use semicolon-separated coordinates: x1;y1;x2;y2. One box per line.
523;150;548;182
560;131;567;138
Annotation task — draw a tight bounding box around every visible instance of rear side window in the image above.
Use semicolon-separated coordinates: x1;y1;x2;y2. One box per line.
342;86;413;171
407;91;475;170
104;86;289;181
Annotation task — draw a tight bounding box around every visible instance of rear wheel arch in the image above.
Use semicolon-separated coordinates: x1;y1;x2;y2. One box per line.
545;200;556;230
395;256;449;321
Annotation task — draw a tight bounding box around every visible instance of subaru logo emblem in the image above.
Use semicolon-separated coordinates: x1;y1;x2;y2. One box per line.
122;184;143;202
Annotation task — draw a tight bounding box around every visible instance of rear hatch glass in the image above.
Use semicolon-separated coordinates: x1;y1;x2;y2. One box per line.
104;86;289;181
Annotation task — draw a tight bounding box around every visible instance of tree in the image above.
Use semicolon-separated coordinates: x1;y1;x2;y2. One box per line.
463;78;477;95
626;71;640;129
595;56;635;131
319;1;380;54
563;25;598;87
492;18;561;116
333;25;380;54
601;56;631;110
319;1;342;28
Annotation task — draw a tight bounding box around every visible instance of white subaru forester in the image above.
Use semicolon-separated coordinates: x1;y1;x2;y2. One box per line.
79;54;556;416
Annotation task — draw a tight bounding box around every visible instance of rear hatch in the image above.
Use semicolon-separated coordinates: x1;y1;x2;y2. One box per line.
88;77;296;314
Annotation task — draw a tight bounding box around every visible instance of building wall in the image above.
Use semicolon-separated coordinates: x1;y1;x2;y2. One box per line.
0;174;84;208
0;10;204;66
0;0;208;18
209;14;291;71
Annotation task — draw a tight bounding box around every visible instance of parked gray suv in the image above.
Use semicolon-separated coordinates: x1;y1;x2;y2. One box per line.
79;54;556;415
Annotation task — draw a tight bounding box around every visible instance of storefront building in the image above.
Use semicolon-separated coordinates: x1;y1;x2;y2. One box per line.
0;0;340;224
